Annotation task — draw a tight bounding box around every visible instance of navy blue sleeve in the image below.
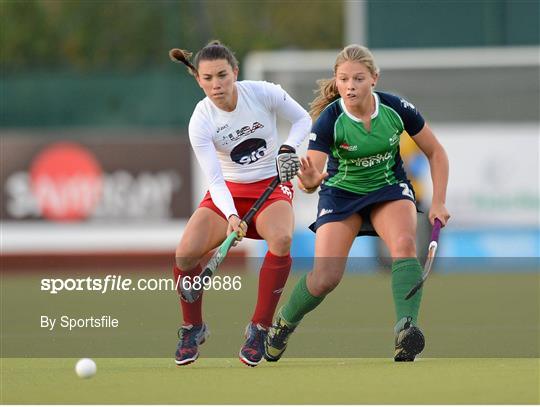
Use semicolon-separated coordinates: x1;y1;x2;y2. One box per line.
308;100;341;154
377;92;425;136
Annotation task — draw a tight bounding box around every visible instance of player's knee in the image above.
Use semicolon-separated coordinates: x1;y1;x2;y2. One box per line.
175;245;203;270
175;257;200;271
267;233;292;256
309;271;341;296
391;234;416;258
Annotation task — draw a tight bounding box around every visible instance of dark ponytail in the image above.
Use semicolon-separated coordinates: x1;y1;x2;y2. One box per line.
169;40;238;76
169;48;197;75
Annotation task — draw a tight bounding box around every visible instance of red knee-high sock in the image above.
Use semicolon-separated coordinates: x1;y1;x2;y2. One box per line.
251;251;292;328
173;264;203;326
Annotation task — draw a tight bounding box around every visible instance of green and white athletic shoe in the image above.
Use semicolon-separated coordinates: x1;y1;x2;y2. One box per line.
264;310;297;362
394;317;425;362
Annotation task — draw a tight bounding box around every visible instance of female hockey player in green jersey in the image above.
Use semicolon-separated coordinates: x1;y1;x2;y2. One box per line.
265;44;451;362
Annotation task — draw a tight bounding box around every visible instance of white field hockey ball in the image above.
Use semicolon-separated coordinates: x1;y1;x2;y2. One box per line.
75;358;97;379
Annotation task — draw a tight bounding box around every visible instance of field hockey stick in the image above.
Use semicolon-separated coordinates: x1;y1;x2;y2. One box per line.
405;218;443;300
179;176;282;302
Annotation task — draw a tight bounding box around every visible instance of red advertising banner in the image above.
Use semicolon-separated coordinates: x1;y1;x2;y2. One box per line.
1;137;192;221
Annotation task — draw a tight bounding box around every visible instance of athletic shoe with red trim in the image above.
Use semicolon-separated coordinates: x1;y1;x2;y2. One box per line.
175;323;209;366
239;323;267;367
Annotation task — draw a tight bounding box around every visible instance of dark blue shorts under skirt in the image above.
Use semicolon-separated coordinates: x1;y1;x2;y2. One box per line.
308;182;419;237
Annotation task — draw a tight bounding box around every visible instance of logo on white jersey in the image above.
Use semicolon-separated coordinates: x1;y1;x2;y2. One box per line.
279;185;292;199
230;138;267;165
319;208;334;217
221;121;264;145
216;124;230;133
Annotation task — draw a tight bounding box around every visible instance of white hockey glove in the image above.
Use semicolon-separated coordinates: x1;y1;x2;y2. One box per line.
276;144;300;183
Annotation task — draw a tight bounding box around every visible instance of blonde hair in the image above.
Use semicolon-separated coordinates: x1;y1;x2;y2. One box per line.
309;45;380;120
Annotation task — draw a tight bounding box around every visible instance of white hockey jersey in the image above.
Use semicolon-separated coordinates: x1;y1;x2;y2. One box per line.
188;80;311;219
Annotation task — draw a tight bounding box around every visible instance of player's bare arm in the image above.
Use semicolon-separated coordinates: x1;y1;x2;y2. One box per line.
411;124;451;226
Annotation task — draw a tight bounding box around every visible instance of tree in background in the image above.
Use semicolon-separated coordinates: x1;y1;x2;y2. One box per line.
1;0;343;73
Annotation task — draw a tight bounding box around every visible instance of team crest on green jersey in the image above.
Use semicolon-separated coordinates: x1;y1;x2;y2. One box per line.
389;131;400;146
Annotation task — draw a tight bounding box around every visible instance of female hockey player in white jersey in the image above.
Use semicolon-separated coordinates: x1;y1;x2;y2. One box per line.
168;40;311;367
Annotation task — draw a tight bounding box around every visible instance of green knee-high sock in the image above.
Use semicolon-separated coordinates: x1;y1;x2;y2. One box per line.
392;258;423;327
281;274;325;324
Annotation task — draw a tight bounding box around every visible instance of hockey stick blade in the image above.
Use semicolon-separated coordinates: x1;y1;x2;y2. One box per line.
405;219;442;300
404;281;423;300
405;243;437;300
179;232;238;303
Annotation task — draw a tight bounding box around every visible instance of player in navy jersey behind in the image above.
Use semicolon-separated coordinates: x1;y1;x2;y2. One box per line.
169;41;311;367
265;44;450;362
